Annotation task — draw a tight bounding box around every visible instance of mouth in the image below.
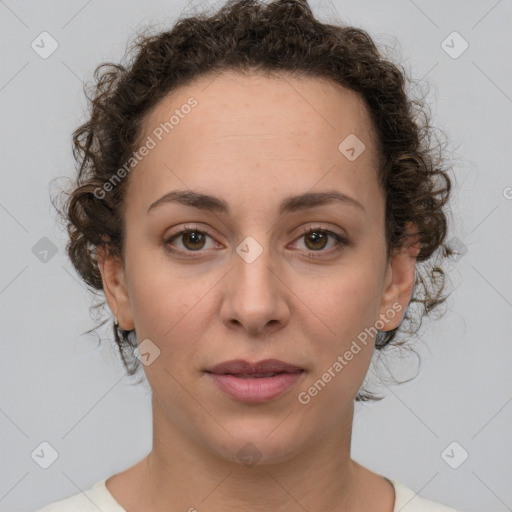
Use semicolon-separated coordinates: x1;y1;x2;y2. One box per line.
204;359;305;403
214;371;303;379
205;358;304;375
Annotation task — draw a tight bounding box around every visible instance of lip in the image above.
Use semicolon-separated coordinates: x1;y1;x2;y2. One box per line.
206;358;303;375
205;359;305;403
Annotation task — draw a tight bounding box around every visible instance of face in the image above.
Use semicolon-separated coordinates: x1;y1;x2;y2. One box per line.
99;70;418;465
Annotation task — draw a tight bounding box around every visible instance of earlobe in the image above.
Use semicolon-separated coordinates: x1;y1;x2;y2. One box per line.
378;222;420;331
96;244;135;331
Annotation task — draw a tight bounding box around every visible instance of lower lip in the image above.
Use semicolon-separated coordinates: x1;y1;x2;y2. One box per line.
206;371;304;403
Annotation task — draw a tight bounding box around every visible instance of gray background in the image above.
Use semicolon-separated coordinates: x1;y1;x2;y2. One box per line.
1;1;511;511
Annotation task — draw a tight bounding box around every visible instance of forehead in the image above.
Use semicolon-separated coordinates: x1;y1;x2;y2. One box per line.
140;70;378;162
127;70;382;218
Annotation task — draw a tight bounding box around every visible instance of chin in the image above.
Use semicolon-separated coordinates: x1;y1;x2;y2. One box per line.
200;419;310;468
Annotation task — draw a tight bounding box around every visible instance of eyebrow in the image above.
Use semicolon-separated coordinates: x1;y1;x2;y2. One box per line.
146;189;365;215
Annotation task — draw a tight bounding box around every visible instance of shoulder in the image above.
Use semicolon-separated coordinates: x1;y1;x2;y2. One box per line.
35;479;125;512
391;480;461;512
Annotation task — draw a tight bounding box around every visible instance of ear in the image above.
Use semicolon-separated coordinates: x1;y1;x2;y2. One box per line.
97;242;135;331
378;221;421;331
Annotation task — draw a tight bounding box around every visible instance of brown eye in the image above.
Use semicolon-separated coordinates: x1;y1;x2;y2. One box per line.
180;230;207;250
304;230;329;250
165;227;216;253
292;226;349;257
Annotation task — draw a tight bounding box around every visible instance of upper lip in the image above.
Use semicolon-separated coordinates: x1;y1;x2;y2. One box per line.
206;359;304;375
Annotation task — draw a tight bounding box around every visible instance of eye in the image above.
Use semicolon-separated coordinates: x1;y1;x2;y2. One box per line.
291;225;349;257
164;224;349;257
164;225;218;253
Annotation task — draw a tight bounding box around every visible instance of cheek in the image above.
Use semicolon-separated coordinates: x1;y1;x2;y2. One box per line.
303;265;382;342
295;265;381;390
125;246;209;345
297;280;378;410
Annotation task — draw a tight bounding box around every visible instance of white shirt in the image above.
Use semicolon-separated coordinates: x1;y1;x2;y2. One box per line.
36;477;460;511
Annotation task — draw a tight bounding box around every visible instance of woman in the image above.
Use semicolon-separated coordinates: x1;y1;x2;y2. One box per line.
39;0;459;510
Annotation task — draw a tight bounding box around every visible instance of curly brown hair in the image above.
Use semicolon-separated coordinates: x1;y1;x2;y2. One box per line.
54;0;456;401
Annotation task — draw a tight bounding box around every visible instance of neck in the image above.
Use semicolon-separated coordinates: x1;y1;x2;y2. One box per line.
139;396;366;512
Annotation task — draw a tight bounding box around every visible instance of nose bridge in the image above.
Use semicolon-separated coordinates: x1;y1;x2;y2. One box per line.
221;231;287;334
233;233;275;301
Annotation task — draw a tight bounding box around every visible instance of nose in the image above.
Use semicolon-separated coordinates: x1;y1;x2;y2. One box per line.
220;239;290;338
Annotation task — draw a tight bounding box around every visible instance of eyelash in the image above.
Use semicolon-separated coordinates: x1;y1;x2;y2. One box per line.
164;224;349;259
295;225;349;258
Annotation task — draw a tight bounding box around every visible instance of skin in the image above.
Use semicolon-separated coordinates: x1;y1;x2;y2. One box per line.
97;70;420;512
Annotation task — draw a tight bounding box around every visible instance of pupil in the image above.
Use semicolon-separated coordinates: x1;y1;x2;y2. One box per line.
306;231;326;250
184;231;205;250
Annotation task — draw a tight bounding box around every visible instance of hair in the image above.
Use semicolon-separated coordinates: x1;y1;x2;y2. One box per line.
54;0;457;401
